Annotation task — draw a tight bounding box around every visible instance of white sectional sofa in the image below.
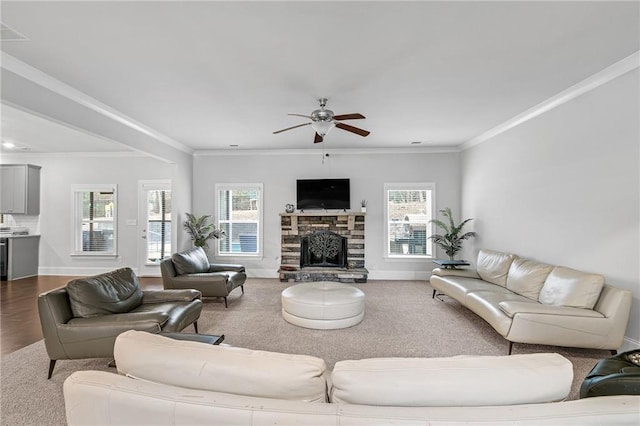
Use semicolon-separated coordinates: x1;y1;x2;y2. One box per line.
430;249;633;354
63;331;640;425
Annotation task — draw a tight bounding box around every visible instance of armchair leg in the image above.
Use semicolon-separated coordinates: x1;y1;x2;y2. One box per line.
193;321;199;334
224;297;228;308
241;285;244;295
508;341;514;355
47;359;57;379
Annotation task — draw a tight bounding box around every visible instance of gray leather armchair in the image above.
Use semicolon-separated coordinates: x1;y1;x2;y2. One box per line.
161;247;246;307
38;267;202;379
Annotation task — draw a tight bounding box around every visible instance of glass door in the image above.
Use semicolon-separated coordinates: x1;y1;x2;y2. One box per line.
138;180;171;276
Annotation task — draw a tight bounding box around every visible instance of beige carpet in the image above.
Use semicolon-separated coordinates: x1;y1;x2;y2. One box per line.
1;279;609;425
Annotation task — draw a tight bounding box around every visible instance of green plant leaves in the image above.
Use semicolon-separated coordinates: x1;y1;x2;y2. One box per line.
428;207;477;260
183;213;224;249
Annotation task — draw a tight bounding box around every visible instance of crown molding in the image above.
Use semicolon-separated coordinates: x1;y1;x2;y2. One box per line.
0;151;148;159
461;50;640;151
193;146;460;157
1;52;193;155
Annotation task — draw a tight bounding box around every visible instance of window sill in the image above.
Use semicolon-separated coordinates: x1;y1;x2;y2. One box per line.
70;253;119;259
217;253;263;260
385;255;434;262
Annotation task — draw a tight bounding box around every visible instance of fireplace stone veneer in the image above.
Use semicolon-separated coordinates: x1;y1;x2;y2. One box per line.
279;212;367;283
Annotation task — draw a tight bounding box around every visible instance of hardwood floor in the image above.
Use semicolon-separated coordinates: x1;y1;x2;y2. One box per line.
0;275;161;356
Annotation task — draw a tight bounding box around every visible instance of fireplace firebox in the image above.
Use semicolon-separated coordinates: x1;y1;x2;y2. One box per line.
300;230;347;268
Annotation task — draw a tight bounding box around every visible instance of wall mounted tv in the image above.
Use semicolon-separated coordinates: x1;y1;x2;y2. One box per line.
296;178;350;210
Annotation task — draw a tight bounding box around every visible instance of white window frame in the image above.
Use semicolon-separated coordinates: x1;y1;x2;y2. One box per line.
383;182;435;260
71;184;118;258
215;183;263;258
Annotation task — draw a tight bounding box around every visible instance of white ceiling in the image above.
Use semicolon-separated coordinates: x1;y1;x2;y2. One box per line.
1;1;638;154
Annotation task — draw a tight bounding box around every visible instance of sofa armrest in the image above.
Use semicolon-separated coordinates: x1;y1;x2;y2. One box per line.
208;263;246;273
498;301;605;319
142;289;202;304
431;267;480;279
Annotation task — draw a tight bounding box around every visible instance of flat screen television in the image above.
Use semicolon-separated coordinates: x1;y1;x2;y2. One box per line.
296;178;350;210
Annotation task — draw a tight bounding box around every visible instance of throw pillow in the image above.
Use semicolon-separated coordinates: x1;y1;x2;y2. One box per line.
506;258;554;300
476;249;518;287
67;267;143;317
171;247;210;275
538;266;604;309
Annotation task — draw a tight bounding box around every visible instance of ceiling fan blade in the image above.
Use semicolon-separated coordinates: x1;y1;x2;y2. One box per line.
333;113;365;121
335;122;370;137
314;133;323;143
273;122;311;134
288;113;312;119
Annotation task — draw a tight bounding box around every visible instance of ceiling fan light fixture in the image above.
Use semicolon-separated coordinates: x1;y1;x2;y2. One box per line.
311;120;335;137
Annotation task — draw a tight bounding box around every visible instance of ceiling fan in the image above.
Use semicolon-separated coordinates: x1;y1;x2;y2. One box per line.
273;98;370;143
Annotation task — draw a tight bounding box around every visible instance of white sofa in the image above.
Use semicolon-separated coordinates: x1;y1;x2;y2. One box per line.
430;249;633;353
63;331;640;425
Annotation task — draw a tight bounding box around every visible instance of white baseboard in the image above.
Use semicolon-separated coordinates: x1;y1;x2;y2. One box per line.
368;270;430;281
38;266;136;276
619;336;640;353
245;269;279;279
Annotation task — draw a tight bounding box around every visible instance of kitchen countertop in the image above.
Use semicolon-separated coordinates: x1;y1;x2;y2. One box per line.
0;234;40;239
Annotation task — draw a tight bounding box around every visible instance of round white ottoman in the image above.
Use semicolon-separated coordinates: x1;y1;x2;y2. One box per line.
281;281;365;330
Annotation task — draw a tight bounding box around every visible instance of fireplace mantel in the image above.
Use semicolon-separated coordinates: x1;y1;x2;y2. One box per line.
279;212;367;283
280;211;365;234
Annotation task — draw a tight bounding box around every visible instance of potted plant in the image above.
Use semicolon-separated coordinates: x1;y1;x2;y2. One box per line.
183;213;224;249
428;207;477;260
360;200;367;213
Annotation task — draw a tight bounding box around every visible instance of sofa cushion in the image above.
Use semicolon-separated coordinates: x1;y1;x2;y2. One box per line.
171;247;210;275
66;267;143;318
506;258;554;300
539;266;605;309
114;330;328;402
330;353;572;406
476;249;518;287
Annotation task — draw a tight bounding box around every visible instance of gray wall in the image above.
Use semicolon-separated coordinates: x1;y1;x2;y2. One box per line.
192;149;460;279
460;69;640;345
1;153;179;276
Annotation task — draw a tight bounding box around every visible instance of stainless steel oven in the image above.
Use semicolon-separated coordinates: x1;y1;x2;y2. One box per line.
0;238;7;281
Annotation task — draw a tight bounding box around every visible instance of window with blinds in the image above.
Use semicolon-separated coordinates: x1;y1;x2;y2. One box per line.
215;183;262;256
385;183;434;258
72;185;117;256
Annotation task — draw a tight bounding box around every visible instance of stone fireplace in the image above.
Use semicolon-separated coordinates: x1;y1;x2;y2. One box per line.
279;212;367;282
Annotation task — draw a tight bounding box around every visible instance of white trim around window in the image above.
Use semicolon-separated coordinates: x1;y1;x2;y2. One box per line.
214;183;263;259
70;184;118;258
383;182;435;260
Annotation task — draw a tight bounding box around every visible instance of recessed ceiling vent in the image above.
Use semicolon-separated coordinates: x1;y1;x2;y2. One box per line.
1;22;28;41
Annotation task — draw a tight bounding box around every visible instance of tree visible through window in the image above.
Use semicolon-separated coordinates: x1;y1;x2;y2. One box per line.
385;184;434;257
216;184;262;256
72;185;117;255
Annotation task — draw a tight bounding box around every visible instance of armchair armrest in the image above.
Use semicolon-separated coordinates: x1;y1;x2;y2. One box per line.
498;301;605;319
142;289;202;304
61;312;167;341
431;267;480;279
208;263;246;273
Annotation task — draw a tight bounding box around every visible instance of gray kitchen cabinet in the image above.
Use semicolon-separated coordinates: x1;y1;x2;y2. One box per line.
1;235;40;280
0;164;41;215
